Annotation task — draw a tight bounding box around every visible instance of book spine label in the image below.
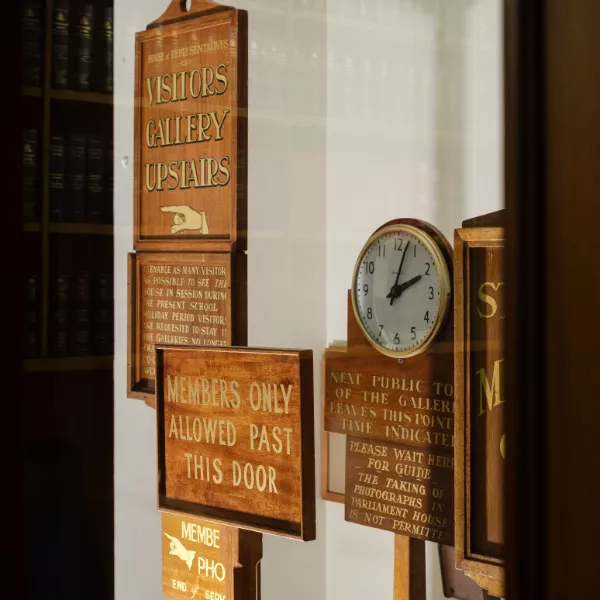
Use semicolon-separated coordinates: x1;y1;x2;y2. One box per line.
50;136;66;222
22;1;43;87
23;129;39;221
67;135;86;222
86;135;105;223
104;7;114;93
76;5;94;91
52;0;70;89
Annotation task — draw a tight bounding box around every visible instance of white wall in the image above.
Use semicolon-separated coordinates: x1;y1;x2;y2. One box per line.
115;1;502;599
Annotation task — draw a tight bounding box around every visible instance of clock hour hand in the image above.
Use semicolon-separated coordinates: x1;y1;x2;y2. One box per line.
389;241;410;306
386;274;423;300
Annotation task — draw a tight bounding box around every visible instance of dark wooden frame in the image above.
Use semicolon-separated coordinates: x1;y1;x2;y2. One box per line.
133;2;248;253
454;227;505;597
155;346;316;541
127;251;247;406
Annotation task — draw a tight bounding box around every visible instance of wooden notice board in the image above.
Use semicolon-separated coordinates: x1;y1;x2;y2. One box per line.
345;437;454;544
134;1;247;252
127;251;247;405
323;293;455;545
162;513;261;600
454;226;505;597
156;346;316;540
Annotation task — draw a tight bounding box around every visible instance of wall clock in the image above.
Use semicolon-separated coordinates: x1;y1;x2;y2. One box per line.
351;220;452;359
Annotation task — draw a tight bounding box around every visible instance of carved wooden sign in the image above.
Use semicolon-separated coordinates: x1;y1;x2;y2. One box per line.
134;1;247;252
162;513;262;600
454;225;505;597
156;346;316;540
127;252;246;404
345;436;454;544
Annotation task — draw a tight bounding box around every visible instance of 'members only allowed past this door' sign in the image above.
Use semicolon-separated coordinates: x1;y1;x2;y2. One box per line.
156;346;316;541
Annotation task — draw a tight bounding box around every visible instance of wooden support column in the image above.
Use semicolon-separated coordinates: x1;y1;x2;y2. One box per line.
393;536;426;600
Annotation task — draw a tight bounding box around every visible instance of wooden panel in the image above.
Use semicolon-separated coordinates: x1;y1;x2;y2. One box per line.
162;513;262;600
156;346;316;540
345;437;454;545
134;3;247;252
454;227;505;595
505;2;600;599
127;251;246;405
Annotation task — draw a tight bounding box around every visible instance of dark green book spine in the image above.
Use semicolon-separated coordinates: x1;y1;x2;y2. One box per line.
86;135;105;223
67;134;86;222
50;275;70;357
75;4;94;91
103;6;113;93
24;274;40;358
50;135;66;222
70;273;91;356
22;0;43;87
52;0;70;89
23;129;39;221
93;274;113;355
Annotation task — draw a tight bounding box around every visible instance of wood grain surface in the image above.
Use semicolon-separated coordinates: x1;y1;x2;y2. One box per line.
134;4;247;252
162;512;262;600
454;227;505;596
324;293;454;451
127;251;246;405
394;536;426;600
156;346;316;540
345;436;454;545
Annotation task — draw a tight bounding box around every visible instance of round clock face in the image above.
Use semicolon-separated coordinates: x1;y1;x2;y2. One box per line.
352;224;451;359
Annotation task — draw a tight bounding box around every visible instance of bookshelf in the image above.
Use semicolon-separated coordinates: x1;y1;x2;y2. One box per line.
21;2;115;597
23;0;114;369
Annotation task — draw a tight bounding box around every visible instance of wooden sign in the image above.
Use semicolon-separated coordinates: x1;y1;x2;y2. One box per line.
162;513;262;600
454;224;505;597
156;346;316;540
134;1;247;252
324;294;454;451
345;436;454;545
127;252;246;404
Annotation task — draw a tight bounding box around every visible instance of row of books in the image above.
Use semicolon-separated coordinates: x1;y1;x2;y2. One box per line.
22;0;114;93
24;271;114;358
23;128;113;224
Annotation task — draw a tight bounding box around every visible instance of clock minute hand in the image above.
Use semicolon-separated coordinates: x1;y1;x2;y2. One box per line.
389;241;410;306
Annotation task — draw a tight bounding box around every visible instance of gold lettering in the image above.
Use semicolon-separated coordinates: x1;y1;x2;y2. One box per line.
477;282;504;319
477;359;504;416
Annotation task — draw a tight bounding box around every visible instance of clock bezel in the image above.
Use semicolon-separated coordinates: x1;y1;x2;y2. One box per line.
351;223;452;359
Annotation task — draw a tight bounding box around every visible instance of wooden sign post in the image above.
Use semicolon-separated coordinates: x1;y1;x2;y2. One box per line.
324;292;455;546
162;513;262;600
454;217;505;597
156;346;316;541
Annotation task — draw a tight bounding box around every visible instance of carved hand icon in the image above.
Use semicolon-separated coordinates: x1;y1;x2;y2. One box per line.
160;205;210;234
